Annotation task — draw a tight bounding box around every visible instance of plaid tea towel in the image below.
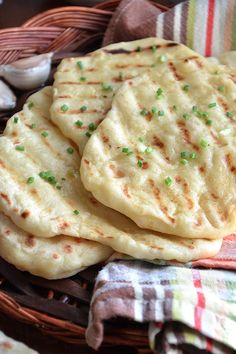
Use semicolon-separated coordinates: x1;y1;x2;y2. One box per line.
103;0;236;58
86;261;236;353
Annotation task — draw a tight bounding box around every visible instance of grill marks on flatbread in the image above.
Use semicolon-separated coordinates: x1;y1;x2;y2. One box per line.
51;38;210;154
0;88;222;263
81;58;236;239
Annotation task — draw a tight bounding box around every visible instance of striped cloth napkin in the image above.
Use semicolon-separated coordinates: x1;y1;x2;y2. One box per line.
86;262;236;353
103;0;236;58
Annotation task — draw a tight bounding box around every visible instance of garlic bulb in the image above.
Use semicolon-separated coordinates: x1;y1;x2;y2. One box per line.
0;53;53;90
0;79;16;111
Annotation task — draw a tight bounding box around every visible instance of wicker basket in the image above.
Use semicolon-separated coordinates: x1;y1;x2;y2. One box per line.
0;1;172;353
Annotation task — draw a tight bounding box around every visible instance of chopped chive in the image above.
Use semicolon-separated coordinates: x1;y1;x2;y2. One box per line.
66;147;74;154
15;145;24;152
61;104;69;112
80;76;86;81
56;185;62;190
180;159;188;165
80;105;87;112
88;123;96;131
39;170;57;186
201;112;209;118
226;111;234;118
61;177;66;181
206;119;212;126
13;116;18;124
156;87;163;99
217;85;224;92
31;123;36;129
145;147;153;154
164;176;172;187
200;139;209;148
159;54;167;63
101;83;113;92
208;102;216;108
172;105;177;111
151;106;157;114
41;131;48;138
158;110;164;116
192;105;198;112
73;210;80;215
183;113;190;120
138;137;144;142
136;46;142;52
151;63;156;68
118;72;123;80
85;132;91;138
77;61;83;70
140;108;149;116
180;151;189;159
189;152;197;159
122;147;133;156
182;84;190;92
28;102;34;109
75;120;83;127
151;45;157;53
27;176;34;185
137;160;143;168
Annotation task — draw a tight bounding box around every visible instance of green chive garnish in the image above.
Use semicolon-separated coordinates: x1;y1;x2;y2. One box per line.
208;102;216;108
145;147;153;154
101;83;113;92
41;131;48;138
88;123;96;131
189;152;197;159
86;132;92;138
13;117;18;124
180;159;188;165
31;123;36;129
39;170;57;186
28;102;34;109
226;111;234;118
56;185;62;190
158;110;164;116
138;137;144;142
183;113;190;120
136;46;142;52
172;105;177;111
77;61;83;70
75;120;83;127
61;104;69;112
180;151;189;159
66;147;74;154
122;147;133;156
159;54;167;63
156;88;163;99
27;177;34;184
201;112;209;118
217;85;224;92
80;76;86;81
118;72;123;80
200;139;209;148
80;105;87;112
73;210;80;215
182;84;190;92
137;160;143;168
151;106;157;114
192;105;198;112
140;108;149;116
164;176;172;187
206;119;212;126
15;145;24;151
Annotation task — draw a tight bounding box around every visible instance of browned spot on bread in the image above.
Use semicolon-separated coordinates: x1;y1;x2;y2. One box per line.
177;121;199;151
75;238;81;244
105;48;130;54
152;136;164;149
175;176;193;209
217;96;229;112
199;165;206;174
184;56;203;68
13;208;18;213
25;235;36;247
4;229;11;236
70;109;100;115
128;81;133;86
0;193;11;205
53;253;59;259
11;131;17;137
1;342;12;349
21;210;30;219
145;112;153;122
168;62;184;81
84;159;90;166
211;193;218;200
165;42;178;47
195;215;203;227
149;179;175;223
0;159;6;168
150;245;164;250
59;221;70;230
142;161;149;169
64;244;72;253
90;196;98;205
109;163;125;178
57;95;72;99
225;153;236;173
186;197;194;210
218;207;229;222
96;229;104;236
229;74;236;84
102;135;109;143
30;189;38;197
210;131;221;145
123;184;131;198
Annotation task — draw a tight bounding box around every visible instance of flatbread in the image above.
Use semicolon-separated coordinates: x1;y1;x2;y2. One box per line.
51;38;208;154
0;87;222;262
0;331;38;354
81;58;236;239
0;213;112;279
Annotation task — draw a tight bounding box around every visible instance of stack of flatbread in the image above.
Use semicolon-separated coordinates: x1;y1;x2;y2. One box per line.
1;37;236;279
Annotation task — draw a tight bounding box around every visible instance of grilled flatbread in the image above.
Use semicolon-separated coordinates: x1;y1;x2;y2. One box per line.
51;38;208;154
81;58;236;239
0;213;112;279
0;87;222;262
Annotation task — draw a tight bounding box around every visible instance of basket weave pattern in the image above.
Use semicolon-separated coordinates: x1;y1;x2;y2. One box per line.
0;1;171;352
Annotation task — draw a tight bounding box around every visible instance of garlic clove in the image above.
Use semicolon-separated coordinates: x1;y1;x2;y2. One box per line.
0;53;53;90
0;79;16;111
